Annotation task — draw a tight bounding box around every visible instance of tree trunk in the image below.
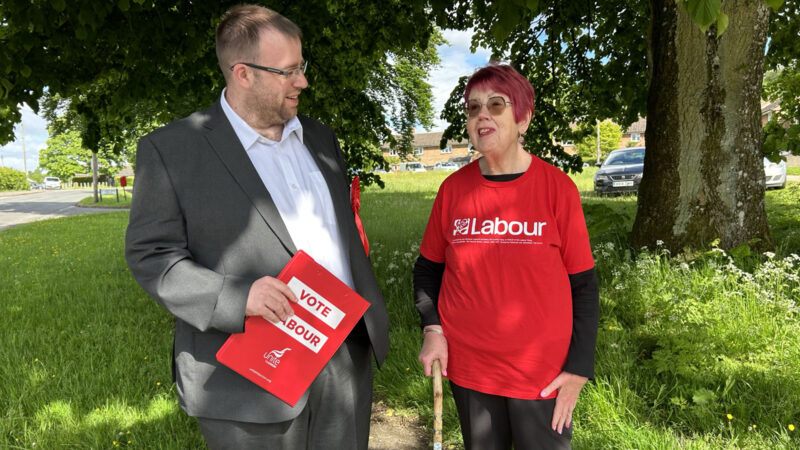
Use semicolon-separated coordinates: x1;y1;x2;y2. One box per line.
92;151;99;203
632;0;773;252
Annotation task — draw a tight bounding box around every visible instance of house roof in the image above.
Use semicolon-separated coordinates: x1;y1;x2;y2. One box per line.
625;118;647;134
761;99;780;115
386;131;468;150
413;131;470;148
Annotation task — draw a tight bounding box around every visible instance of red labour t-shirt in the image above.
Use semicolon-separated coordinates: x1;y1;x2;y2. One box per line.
419;157;595;399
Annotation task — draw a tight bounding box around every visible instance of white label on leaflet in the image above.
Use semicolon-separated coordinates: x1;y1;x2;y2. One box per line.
288;277;346;329
276;315;328;353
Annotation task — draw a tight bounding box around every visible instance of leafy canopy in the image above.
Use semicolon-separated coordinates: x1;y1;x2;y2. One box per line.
439;0;789;172
0;1;441;184
762;1;800;160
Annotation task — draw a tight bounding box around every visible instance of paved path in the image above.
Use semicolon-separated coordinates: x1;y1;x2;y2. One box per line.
0;189;120;231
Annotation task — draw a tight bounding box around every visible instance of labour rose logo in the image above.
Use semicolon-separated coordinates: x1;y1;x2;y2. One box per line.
453;218;470;235
264;347;291;368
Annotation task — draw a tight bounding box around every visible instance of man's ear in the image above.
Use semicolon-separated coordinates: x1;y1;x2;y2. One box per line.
230;64;254;89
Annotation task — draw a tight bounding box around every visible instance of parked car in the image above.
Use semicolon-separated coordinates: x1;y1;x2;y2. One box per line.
399;162;426;172
593;147;645;195
43;176;62;190
433;162;459;171
27;179;41;190
764;157;786;189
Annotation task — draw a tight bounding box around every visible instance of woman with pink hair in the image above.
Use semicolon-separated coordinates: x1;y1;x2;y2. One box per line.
413;64;599;449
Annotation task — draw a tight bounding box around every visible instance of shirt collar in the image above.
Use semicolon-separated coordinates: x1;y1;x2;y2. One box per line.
220;89;304;150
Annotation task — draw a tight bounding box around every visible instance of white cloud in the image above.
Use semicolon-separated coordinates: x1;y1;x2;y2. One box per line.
0;104;49;173
427;29;492;132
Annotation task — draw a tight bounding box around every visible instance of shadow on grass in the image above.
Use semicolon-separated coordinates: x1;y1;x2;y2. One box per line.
0;214;207;447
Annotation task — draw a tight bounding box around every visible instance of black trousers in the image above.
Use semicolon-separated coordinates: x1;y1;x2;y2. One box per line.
451;381;572;450
197;329;373;450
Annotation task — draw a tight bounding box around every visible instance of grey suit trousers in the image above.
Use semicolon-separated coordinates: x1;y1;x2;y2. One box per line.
197;325;373;449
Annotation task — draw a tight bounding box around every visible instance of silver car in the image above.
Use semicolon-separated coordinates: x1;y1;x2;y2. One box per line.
433;162;459;171
764;157;786;189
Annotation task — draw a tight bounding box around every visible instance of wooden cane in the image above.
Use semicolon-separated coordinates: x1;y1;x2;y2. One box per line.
433;359;443;450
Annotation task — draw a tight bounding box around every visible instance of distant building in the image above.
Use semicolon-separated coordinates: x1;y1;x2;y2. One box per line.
383;131;476;170
761;99;781;126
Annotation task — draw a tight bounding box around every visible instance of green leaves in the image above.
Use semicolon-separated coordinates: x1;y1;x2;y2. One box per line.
683;0;722;32
680;0;784;35
692;388;717;405
764;0;784;10
716;11;728;37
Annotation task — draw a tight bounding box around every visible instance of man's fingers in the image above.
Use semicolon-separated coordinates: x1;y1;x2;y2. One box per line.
261;308;281;324
272;278;297;302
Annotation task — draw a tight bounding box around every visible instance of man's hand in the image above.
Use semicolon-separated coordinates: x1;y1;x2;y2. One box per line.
540;371;588;434
418;326;448;377
245;276;297;323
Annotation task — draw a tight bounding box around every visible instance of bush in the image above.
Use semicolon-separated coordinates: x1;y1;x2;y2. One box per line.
0;166;29;191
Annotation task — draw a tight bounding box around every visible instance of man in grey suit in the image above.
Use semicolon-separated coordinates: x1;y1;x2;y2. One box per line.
124;4;389;449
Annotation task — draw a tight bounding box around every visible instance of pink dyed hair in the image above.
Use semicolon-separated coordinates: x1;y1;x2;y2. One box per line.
464;64;535;123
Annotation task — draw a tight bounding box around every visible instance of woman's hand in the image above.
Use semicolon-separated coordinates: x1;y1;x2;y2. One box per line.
540;371;588;434
418;327;448;377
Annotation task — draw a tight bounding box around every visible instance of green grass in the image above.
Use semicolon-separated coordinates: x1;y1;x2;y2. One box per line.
0;213;203;448
786;166;800;176
1;171;799;448
78;192;132;208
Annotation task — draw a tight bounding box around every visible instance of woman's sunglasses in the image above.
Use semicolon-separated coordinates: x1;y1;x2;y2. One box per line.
464;96;513;118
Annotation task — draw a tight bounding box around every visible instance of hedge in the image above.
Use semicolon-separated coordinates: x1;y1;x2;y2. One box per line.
0;167;28;191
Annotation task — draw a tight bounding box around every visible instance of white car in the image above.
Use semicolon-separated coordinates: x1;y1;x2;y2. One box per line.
764;157;786;189
43;177;62;190
433;162;459;171
400;162;426;172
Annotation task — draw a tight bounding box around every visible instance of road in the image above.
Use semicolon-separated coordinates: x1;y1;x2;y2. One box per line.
0;189;121;232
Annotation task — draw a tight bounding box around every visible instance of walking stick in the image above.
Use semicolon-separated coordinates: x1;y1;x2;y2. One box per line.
433;359;443;450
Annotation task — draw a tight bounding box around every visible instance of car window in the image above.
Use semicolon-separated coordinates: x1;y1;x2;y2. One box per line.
604;150;645;166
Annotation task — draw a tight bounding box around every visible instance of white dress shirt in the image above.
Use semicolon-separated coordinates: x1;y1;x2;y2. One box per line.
220;90;354;289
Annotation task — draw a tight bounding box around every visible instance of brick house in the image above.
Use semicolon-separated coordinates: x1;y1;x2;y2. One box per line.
383;131;475;170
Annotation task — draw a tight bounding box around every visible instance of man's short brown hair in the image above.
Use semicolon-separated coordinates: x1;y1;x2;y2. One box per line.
216;4;302;78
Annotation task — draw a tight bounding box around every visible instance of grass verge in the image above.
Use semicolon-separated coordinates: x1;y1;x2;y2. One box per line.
78;192;132;208
1;171;798;449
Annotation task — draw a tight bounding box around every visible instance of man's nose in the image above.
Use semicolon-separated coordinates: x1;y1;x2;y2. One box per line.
294;71;309;89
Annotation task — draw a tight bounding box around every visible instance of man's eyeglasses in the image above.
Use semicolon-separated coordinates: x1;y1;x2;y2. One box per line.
229;60;308;78
465;96;513;118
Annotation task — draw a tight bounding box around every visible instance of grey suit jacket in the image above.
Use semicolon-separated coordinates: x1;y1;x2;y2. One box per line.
124;101;389;423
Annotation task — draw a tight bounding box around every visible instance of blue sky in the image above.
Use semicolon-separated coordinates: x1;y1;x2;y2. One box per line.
0;30;489;173
0;105;49;174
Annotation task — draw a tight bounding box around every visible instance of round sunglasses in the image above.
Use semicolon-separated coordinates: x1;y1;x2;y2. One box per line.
464;96;513;118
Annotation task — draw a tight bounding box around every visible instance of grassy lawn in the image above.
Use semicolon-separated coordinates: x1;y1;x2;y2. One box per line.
78;192;132;208
1;169;799;448
787;166;800;176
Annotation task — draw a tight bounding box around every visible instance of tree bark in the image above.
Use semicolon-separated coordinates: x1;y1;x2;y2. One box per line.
632;0;773;252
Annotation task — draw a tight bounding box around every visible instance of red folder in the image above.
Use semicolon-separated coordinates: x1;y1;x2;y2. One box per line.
216;250;370;406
